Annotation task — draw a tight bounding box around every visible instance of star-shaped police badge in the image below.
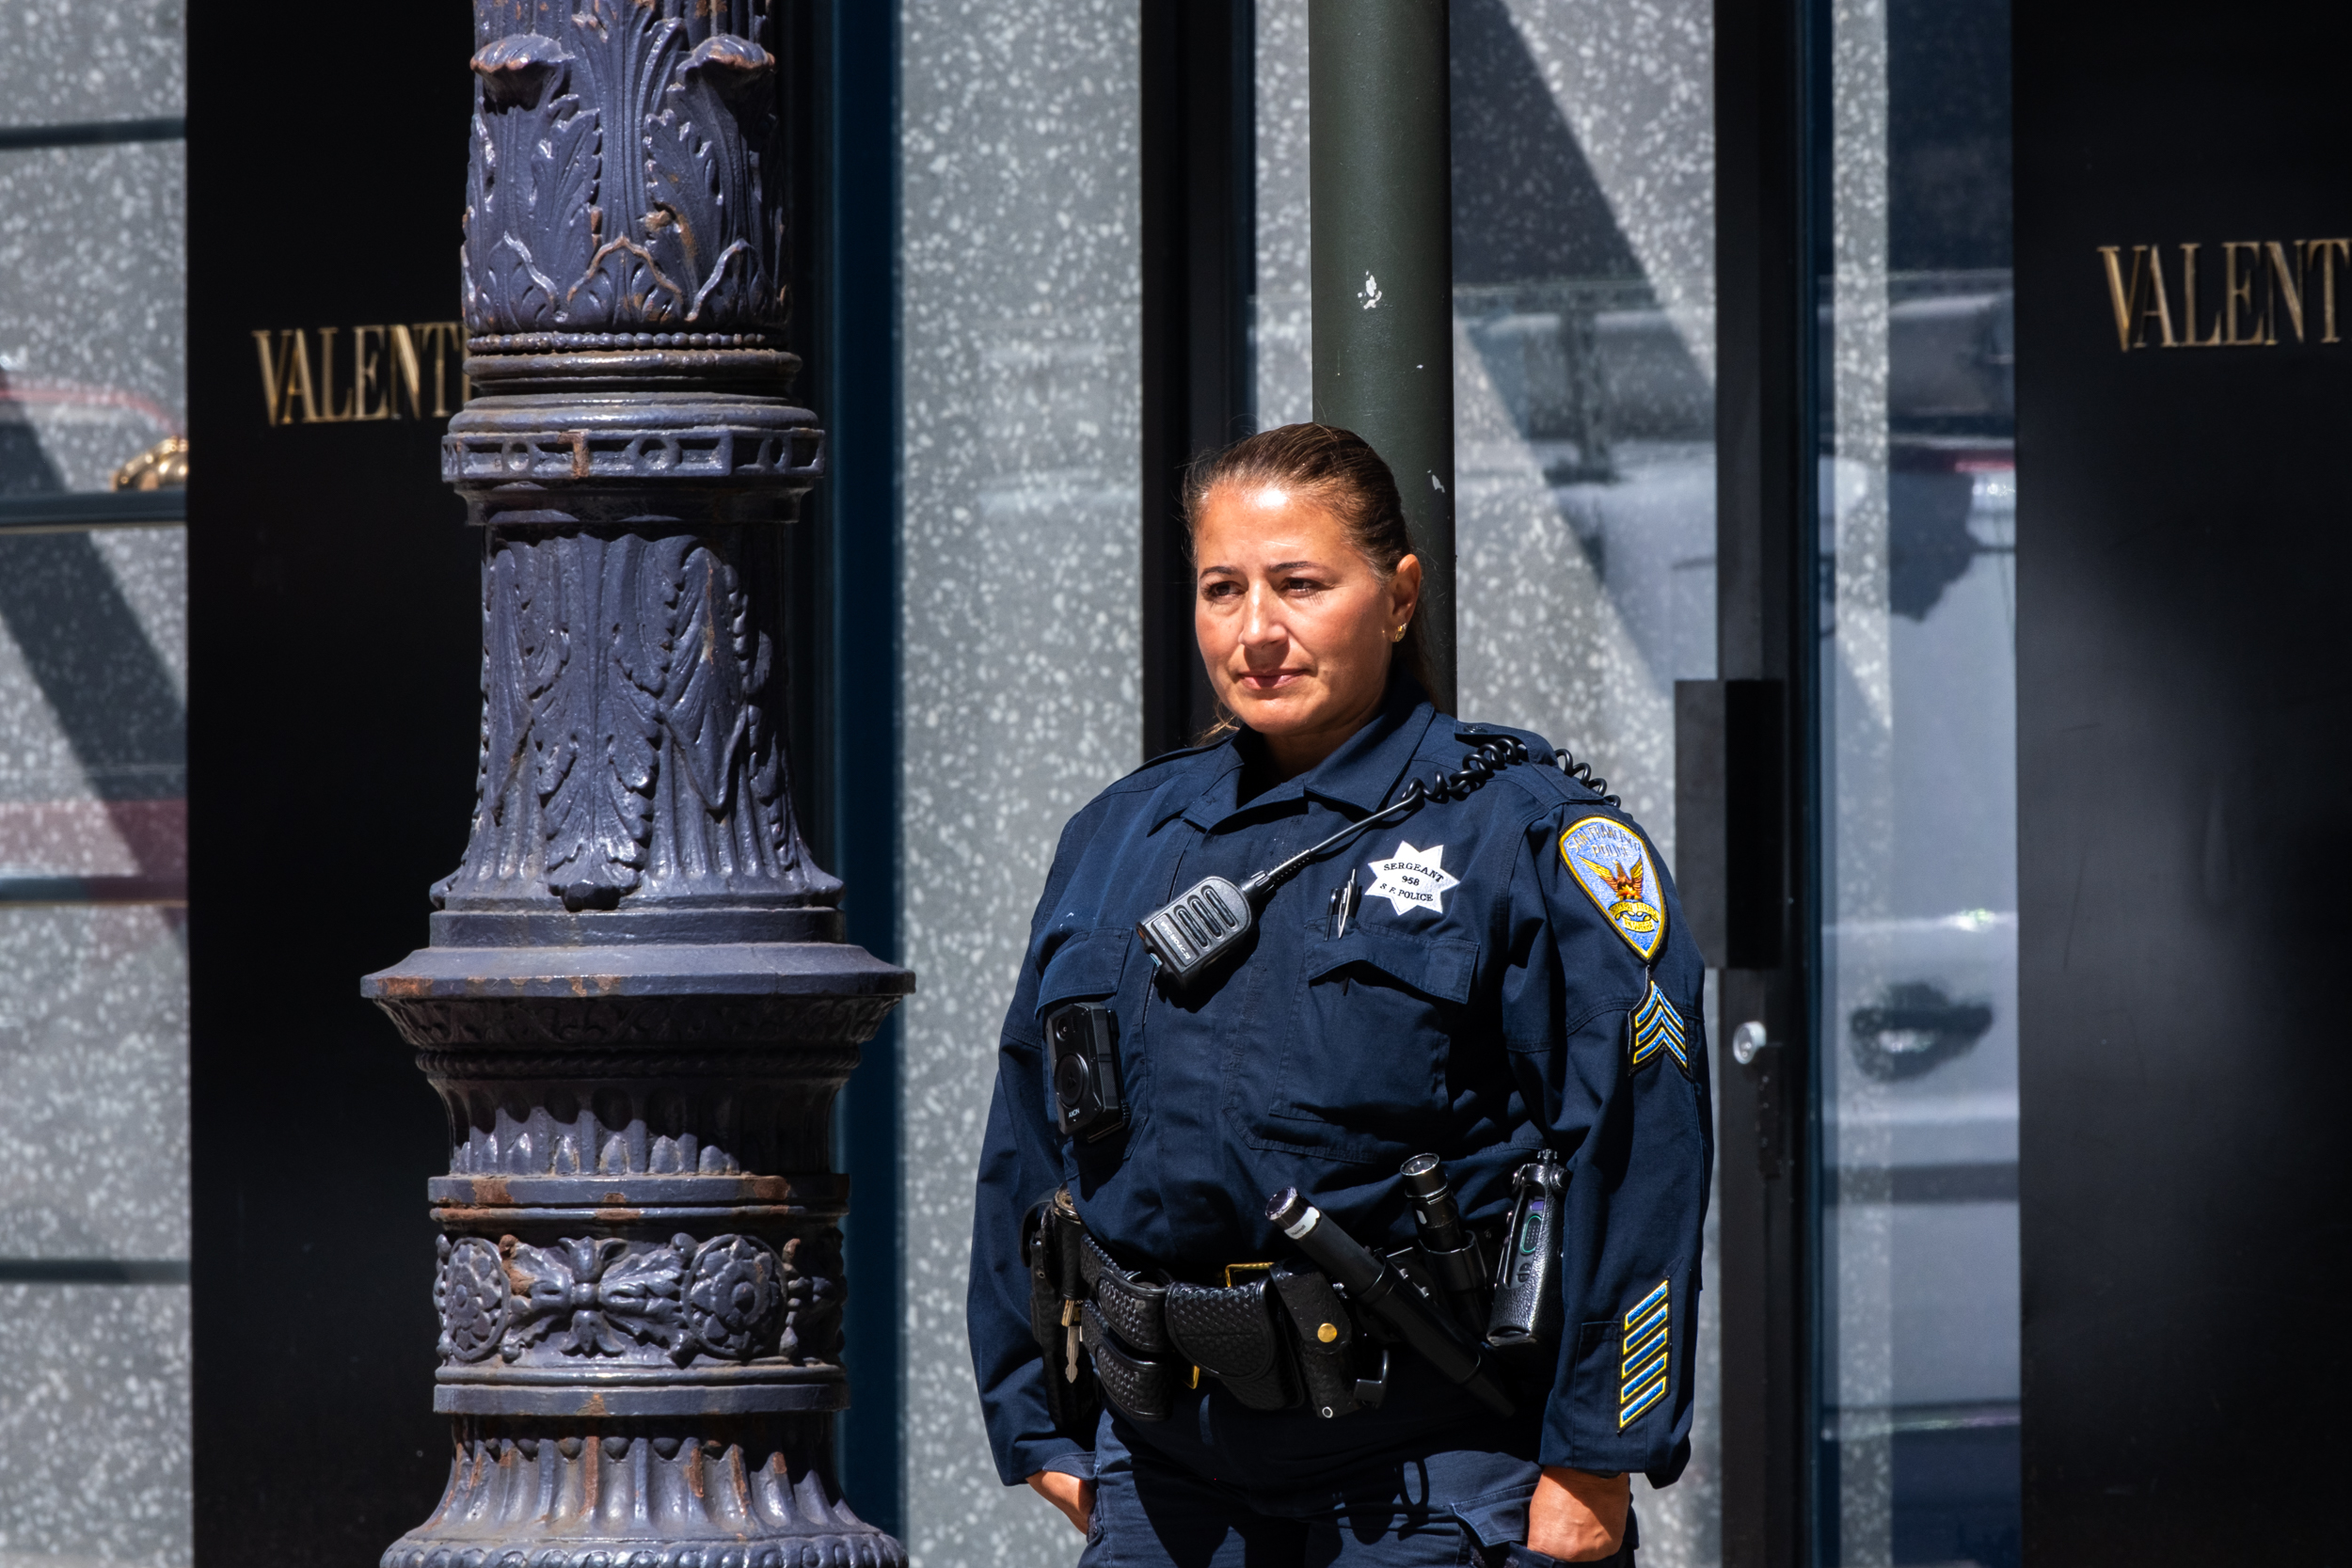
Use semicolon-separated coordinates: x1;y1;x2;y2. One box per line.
1365;842;1459;918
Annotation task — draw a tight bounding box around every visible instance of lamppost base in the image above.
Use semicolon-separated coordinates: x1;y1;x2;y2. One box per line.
383;1414;906;1568
365;933;911;1568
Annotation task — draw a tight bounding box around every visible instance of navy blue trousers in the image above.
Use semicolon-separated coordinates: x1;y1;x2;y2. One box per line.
1075;1358;1636;1568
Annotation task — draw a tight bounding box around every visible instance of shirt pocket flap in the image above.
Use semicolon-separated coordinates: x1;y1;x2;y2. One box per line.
1034;929;1131;1020
1304;925;1478;1006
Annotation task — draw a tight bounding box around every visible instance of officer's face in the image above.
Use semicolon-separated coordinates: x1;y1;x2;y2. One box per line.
1193;484;1422;772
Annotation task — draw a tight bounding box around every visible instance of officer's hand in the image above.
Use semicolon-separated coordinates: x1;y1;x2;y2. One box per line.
1527;1466;1629;1561
1025;1469;1094;1536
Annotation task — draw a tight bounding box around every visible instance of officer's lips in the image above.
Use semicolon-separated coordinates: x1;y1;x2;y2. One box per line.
1235;668;1311;692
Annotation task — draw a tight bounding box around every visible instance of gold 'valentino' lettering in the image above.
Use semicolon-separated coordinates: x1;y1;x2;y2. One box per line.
2312;239;2350;343
251;323;469;426
2180;245;2222;347
2265;242;2306;343
2097;237;2352;352
2098;245;2176;350
2222;242;2262;345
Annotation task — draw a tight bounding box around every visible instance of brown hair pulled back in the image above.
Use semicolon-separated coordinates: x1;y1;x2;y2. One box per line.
1181;423;1438;716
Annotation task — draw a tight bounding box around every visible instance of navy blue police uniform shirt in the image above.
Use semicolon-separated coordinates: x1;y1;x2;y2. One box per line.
966;678;1713;1486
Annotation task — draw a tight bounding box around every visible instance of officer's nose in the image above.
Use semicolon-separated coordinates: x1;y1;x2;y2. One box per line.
1239;585;1287;650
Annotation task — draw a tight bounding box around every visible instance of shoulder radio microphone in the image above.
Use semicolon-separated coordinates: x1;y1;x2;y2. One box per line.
1137;734;1561;990
1136;788;1421;988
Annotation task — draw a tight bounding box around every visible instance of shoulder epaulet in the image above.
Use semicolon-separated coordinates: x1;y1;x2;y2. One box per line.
1449;721;1620;810
1452;721;1555;752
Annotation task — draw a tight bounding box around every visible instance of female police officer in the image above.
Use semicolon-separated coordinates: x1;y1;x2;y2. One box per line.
966;424;1710;1565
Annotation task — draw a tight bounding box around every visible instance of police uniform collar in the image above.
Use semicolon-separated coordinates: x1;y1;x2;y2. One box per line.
1168;677;1437;832
1145;740;1244;832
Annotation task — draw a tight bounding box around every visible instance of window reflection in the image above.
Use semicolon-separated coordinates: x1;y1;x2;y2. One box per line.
1258;1;1722;1560
1816;0;2017;1562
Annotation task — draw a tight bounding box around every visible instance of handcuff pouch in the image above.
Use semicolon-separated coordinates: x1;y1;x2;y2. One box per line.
1164;1278;1301;1412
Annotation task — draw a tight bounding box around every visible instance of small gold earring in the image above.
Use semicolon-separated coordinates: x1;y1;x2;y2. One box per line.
1391;625;1407;643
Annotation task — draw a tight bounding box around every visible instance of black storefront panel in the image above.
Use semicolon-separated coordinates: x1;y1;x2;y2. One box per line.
2016;0;2352;1559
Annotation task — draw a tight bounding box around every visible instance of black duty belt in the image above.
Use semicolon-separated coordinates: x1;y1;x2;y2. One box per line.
1028;1192;1392;1425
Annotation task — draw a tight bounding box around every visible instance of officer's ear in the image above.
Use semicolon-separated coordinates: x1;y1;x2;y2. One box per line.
1389;554;1423;629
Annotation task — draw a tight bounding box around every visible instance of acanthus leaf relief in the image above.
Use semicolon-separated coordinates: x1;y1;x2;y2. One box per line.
436;529;836;911
464;0;784;338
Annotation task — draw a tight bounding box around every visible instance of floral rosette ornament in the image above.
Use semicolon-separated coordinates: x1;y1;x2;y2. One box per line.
435;1235;510;1363
684;1234;783;1361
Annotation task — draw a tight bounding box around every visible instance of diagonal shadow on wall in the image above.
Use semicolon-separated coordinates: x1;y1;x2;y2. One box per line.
0;401;188;887
1450;0;1646;286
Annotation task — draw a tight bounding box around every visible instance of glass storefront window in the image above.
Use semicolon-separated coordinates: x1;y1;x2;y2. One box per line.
1447;9;1721;1561
1257;3;1721;1560
1813;0;2017;1563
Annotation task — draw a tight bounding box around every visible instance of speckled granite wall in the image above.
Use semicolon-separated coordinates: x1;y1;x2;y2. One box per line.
0;1285;191;1568
0;0;187;498
1251;0;1312;428
0;0;184;128
1478;0;1716;376
0;6;190;1545
0;528;190;1568
896;2;1140;1562
0;140;185;495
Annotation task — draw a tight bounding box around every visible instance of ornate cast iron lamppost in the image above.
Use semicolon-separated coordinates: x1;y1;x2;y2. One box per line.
362;5;911;1566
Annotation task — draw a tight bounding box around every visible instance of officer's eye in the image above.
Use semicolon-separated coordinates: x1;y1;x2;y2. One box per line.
1200;579;1242;602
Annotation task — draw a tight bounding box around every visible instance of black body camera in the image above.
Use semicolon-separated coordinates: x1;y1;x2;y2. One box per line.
1046;1001;1128;1142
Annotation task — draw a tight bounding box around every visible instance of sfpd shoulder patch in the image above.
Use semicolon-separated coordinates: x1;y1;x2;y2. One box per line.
1559;815;1667;962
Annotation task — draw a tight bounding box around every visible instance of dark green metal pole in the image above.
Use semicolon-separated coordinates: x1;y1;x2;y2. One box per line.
1310;0;1454;710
